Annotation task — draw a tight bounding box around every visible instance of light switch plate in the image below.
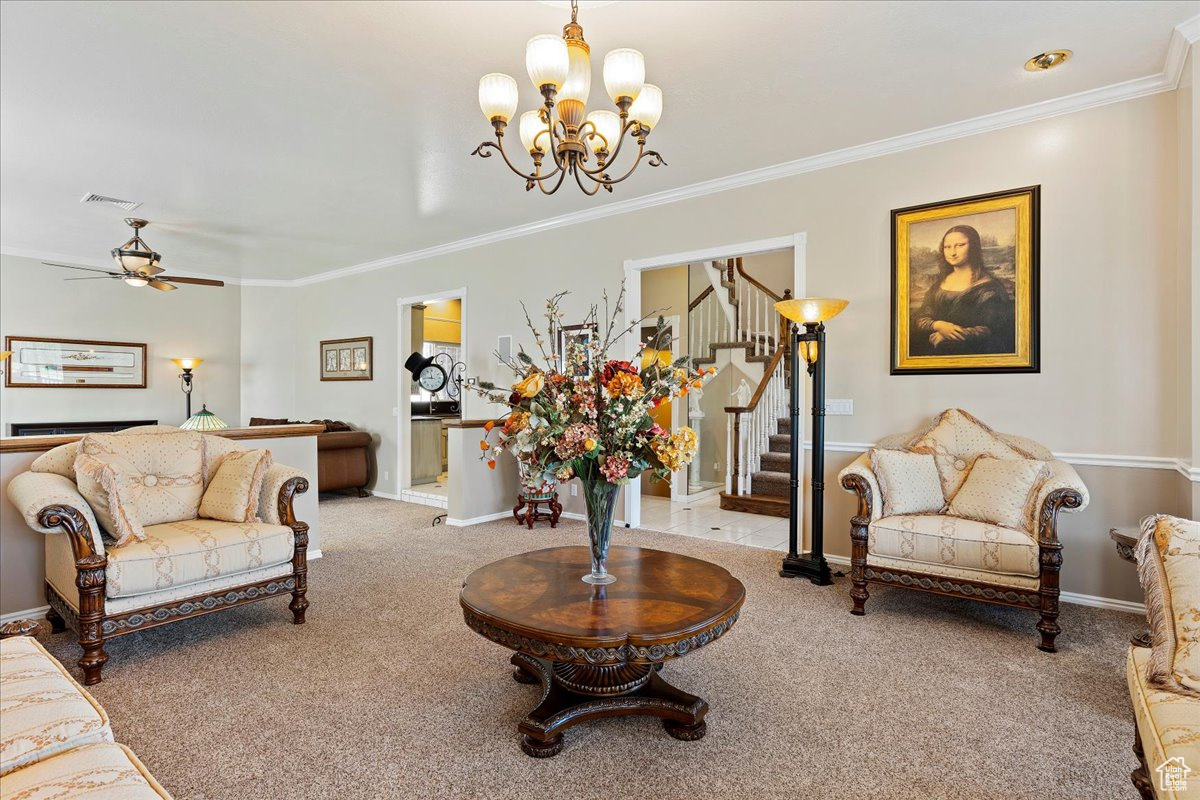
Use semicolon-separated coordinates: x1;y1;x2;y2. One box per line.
827;399;853;416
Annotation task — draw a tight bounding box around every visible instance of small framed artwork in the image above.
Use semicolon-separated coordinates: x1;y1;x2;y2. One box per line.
320;336;373;381
891;185;1039;375
558;323;597;377
4;336;147;388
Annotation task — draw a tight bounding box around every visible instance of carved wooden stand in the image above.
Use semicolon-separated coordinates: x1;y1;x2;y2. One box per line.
509;653;706;758
512;495;562;529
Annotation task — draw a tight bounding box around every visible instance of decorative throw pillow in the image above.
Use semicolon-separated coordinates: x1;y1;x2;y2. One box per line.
73;431;205;546
199;449;273;523
946;456;1049;532
1137;514;1200;697
869;448;946;517
911;408;1030;501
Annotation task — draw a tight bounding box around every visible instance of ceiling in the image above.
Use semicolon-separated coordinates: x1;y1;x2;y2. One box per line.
1;1;1197;281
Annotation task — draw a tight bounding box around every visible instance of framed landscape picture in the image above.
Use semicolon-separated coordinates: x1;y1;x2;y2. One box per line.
320;336;373;381
4;336;147;388
891;185;1040;374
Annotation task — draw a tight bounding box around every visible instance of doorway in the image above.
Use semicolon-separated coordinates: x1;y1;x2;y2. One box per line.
396;288;467;510
623;235;806;531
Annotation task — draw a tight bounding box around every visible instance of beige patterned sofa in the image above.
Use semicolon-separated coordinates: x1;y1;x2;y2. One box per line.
838;409;1089;651
1129;514;1200;799
0;629;171;798
5;425;311;685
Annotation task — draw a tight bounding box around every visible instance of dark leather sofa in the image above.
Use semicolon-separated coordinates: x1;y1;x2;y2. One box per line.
249;418;373;496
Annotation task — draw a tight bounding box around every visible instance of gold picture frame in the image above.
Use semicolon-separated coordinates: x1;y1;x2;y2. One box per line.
891;186;1039;374
320;336;373;381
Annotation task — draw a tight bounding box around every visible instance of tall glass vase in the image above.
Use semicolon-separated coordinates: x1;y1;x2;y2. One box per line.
580;477;621;585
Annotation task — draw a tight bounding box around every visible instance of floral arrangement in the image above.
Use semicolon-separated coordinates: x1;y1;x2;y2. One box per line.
473;286;709;488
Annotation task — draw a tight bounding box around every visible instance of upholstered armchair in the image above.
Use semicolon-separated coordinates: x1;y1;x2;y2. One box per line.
838;409;1088;652
6;425;311;684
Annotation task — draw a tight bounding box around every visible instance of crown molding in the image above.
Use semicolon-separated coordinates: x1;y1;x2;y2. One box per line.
6;17;1198;289
259;54;1190;288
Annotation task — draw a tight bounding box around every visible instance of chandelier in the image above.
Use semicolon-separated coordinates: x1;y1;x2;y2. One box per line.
471;0;665;195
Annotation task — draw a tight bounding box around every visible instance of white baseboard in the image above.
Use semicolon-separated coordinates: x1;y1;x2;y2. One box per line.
309;549;322;561
824;554;1143;614
560;511;630;528
370;490;401;501
445;510;512;527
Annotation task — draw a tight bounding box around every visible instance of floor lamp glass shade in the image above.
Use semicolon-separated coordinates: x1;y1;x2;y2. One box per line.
171;357;203;371
774;297;849;324
179;404;227;432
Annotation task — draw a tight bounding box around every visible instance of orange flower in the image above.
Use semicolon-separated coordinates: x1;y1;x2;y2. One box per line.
680;387;689;395
487;459;497;470
484;420;495;432
479;440;489;451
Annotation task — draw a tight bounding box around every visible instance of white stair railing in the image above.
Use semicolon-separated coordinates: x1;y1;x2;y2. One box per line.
725;347;788;497
688;284;732;365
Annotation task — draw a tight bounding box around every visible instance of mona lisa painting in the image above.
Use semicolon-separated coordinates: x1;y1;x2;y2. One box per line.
891;186;1039;374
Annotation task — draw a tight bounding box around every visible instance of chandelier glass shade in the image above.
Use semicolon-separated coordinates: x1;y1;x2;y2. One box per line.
472;0;666;195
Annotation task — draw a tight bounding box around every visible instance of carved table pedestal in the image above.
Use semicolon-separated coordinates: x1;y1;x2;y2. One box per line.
460;545;745;758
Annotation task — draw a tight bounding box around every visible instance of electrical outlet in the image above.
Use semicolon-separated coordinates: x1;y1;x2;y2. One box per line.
570;484;578;496
827;399;854;416
383;471;389;481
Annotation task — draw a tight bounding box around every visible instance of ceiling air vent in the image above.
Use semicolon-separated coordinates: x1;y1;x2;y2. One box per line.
79;193;142;212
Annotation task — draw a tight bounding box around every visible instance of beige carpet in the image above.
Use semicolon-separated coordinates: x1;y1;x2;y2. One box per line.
36;496;1139;799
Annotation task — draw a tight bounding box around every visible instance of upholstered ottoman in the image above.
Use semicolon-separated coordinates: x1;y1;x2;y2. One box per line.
0;634;171;798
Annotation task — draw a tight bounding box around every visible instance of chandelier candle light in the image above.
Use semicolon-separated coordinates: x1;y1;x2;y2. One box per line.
472;0;665;195
774;297;849;585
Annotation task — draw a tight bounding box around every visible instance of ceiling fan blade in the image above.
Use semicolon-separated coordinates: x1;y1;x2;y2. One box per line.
43;261;121;276
132;264;166;277
63;276;121;281
161;276;225;287
147;278;178;292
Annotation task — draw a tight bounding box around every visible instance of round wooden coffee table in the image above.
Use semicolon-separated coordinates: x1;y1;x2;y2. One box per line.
460;545;745;757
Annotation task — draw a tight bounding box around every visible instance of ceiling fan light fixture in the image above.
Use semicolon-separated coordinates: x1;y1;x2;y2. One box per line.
124;276;149;287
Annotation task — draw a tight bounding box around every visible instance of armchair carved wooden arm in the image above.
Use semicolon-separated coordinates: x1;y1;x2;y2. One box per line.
7;450;311;685
838;414;1088;653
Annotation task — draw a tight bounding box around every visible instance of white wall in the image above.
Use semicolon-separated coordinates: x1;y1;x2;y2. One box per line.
0;254;241;431
247;92;1187;483
234;90;1195;603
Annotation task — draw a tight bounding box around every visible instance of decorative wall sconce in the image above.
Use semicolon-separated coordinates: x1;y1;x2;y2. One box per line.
170;357;202;421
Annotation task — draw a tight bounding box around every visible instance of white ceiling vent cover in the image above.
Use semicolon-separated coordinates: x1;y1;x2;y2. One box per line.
79;193;142;211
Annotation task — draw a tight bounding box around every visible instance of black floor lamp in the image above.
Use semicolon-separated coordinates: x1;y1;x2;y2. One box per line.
773;297;849;585
171;358;202;421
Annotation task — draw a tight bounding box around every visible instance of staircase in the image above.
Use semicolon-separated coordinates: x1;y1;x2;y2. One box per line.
722;413;795;517
684;256;793;515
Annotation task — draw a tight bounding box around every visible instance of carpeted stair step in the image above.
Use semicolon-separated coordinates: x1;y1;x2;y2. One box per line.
769;433;792;453
760;451;792;472
777;416;793;435
751;470;791;498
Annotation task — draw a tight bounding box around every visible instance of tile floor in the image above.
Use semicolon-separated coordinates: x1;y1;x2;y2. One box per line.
638;493;790;551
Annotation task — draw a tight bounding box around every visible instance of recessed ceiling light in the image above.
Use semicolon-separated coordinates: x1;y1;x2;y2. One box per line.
1025;50;1072;72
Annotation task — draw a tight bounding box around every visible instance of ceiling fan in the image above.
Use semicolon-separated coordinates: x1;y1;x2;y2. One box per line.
42;218;224;292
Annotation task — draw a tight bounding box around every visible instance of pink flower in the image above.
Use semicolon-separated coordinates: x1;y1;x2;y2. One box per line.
600;454;631;483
